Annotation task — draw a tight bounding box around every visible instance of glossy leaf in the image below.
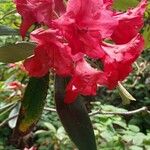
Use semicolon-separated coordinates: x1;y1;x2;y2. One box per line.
55;76;97;150
0;42;35;63
13;74;49;136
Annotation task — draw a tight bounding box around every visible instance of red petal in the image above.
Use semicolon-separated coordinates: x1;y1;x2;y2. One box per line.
24;46;49;77
20;19;34;39
53;0;118;56
64;59;107;103
25;28;74;77
14;0;54;38
102;34;144;88
111;0;147;44
54;0;66;15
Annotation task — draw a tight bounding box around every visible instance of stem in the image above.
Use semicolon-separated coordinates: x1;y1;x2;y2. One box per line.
89;106;150;116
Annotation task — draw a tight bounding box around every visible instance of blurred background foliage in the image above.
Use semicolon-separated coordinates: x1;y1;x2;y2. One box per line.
0;0;150;150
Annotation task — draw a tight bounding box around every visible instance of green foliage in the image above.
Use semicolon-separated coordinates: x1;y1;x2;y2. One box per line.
92;104;150;150
0;42;35;63
0;0;20;29
113;0;139;11
0;62;150;149
0;25;19;36
32;103;150;150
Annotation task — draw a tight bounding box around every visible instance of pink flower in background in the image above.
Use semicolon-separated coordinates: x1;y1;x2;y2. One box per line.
8;63;27;73
24;146;37;150
7;81;23;90
8;63;16;68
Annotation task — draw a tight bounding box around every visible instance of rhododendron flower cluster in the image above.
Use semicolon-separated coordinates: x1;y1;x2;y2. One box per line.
14;0;147;103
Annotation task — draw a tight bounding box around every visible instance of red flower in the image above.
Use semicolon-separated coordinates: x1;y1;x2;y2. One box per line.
103;0;113;8
103;0;113;3
102;34;144;89
54;0;66;15
14;0;54;38
65;59;107;103
24;28;74;77
53;0;118;58
64;33;144;103
111;0;147;44
13;0;147;103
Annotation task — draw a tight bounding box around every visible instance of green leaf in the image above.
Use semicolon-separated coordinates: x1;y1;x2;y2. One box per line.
43;122;56;133
8;103;20;129
34;129;48;136
129;145;143;150
0;25;19;36
56;126;68;141
0;101;17;112
13;74;49;136
113;0;139;11
122;134;134;143
128;125;140;133
117;82;136;105
0;42;35;63
0;103;16;119
55;76;97;150
0;9;16;20
143;25;150;49
113;120;127;129
100;130;114;142
133;133;145;145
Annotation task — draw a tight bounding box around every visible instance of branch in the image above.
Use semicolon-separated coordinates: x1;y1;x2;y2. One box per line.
0;107;149;128
0;107;56;128
89;106;150;116
44;107;57;112
44;106;150;116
